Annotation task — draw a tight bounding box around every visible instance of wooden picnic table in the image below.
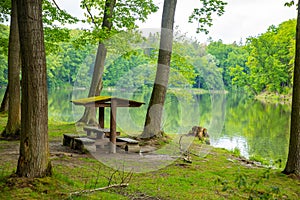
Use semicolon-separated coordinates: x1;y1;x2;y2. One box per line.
71;96;144;153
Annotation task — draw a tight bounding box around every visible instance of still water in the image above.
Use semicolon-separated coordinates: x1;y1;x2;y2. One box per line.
2;88;291;164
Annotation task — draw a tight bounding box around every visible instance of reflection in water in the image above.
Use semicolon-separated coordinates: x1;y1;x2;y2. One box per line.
220;93;290;164
0;88;291;165
210;136;249;158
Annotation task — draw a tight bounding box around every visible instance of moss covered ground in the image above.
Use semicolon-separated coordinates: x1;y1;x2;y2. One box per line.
0;113;299;199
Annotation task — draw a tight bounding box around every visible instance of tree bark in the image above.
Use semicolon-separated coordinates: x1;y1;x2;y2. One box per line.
141;0;177;138
78;0;116;124
283;0;300;177
0;84;9;112
2;0;21;139
16;0;52;177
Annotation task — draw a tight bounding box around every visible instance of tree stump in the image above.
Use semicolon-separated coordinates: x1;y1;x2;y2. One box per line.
187;126;209;140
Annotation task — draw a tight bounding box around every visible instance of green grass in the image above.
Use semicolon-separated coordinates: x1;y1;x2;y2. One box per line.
0;115;299;199
48;121;78;140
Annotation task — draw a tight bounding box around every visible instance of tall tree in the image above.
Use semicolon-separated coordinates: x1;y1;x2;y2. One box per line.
141;0;177;138
0;0;10;112
0;84;8;112
283;0;300;177
78;0;116;124
16;0;51;177
2;0;20;138
0;0;78;138
77;0;158;124
141;0;226;138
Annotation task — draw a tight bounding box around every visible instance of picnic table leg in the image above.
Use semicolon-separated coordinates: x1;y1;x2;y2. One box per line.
98;107;104;128
110;99;117;153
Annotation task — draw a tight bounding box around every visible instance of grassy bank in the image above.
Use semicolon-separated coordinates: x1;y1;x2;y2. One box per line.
0;114;299;199
255;91;292;105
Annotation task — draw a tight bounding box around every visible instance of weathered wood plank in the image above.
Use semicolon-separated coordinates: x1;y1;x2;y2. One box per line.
63;133;86;148
74;137;95;152
116;137;139;144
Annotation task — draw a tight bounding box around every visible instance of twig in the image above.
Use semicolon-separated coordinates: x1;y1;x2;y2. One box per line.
179;134;192;163
82;2;96;25
94;167;101;188
107;168;118;186
51;0;61;11
121;170;133;184
70;183;129;196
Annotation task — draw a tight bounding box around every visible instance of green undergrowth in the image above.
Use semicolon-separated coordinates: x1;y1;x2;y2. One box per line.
0;116;299;199
1;145;299;199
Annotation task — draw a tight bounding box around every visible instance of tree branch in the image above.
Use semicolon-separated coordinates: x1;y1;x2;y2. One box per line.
69;183;129;196
51;0;61;11
82;2;95;26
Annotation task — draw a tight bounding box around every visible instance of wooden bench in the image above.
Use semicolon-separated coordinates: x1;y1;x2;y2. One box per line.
63;134;86;148
83;126;120;139
116;137;139;144
117;137;140;153
74;137;95;152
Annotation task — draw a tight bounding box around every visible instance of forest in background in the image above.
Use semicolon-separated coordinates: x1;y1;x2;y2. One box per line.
0;18;296;95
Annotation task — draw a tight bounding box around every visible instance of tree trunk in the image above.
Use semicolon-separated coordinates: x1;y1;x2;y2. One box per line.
141;0;177;139
16;0;52;177
77;43;107;124
0;84;9;112
78;0;116;124
283;0;300;177
2;0;21;139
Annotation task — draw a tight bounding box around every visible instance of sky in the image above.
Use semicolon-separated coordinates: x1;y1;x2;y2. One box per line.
57;0;297;44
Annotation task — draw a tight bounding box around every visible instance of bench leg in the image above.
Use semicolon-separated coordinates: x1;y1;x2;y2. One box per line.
96;132;104;139
86;130;91;136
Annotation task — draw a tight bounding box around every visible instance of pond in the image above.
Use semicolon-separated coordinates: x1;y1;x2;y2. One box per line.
1;88;291;165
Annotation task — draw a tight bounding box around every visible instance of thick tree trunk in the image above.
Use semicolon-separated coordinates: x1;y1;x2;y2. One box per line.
283;0;300;177
2;0;21;139
0;84;9;112
141;0;177;139
16;0;52;177
78;0;116;124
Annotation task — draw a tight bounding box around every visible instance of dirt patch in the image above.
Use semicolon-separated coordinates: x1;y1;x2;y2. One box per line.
0;139;179;173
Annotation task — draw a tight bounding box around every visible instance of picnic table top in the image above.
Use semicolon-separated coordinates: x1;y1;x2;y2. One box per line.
71;96;145;107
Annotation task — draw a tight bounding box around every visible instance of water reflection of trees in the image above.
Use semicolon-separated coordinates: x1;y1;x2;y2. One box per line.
224;94;290;163
48;89;74;122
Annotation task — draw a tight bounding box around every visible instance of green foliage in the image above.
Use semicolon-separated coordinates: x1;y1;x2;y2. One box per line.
189;0;227;34
232;147;241;157
245;19;296;94
207;40;249;90
78;0;158;43
42;0;79;26
42;1;79;53
206;19;296;95
170;36;197;87
103;49;153;89
0;24;8;86
101;32;209;90
284;0;295;7
0;2;297;94
113;0;159;29
0;0;10;23
216;168;283;199
47;33;96;88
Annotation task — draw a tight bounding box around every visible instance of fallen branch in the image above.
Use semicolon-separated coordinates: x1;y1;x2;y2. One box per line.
70;183;129;196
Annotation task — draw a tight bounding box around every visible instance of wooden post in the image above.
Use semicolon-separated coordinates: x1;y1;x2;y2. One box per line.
110;99;117;153
98;107;104;128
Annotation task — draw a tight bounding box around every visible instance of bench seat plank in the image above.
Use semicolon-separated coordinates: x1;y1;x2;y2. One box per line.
116;137;139;144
